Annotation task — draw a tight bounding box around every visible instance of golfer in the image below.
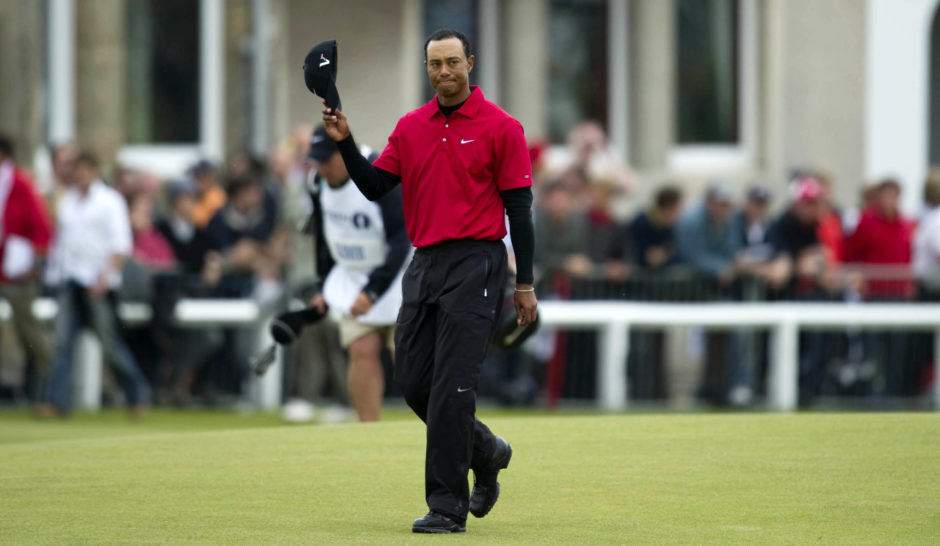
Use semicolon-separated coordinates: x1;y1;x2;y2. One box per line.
322;28;537;534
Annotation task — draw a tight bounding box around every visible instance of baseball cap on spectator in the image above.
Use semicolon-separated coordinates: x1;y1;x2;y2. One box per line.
747;186;772;203
789;176;824;202
307;125;339;162
188;159;216;177
169;179;196;201
705;183;733;203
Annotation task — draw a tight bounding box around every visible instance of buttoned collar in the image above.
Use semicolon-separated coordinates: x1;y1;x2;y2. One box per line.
424;85;484;121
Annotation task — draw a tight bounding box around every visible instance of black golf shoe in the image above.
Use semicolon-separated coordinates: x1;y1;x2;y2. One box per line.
412;512;466;534
469;435;513;518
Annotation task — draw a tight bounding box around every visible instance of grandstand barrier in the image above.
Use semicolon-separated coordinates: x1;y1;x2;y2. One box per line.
2;298;939;412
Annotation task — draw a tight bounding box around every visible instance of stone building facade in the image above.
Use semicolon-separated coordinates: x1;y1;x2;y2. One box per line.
0;0;937;211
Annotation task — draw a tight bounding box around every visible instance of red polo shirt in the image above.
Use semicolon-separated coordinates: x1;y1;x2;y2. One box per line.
373;86;532;247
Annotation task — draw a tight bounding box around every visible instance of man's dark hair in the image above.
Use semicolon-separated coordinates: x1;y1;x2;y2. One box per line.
226;173;261;198
0;135;13;158
879;177;901;194
74;151;100;171
424;29;472;60
655;186;682;210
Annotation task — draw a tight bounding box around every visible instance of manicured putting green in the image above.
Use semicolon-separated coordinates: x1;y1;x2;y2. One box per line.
1;410;937;544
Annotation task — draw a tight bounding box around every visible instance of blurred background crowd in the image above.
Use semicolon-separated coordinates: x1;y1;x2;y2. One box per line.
3;0;940;414
1;116;939;413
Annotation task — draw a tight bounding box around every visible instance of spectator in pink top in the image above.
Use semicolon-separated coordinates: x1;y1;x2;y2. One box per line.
128;193;175;270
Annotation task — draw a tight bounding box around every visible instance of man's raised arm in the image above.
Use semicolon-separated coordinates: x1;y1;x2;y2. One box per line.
322;105;400;201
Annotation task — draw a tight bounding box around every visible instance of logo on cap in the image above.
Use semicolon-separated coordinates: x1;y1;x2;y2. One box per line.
319;53;330;68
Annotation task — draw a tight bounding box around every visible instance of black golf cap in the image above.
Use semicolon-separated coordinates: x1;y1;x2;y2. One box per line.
491;313;540;351
307;125;339;162
303;39;342;110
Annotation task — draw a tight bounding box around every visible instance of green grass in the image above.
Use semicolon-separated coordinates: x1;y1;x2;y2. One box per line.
1;410;938;544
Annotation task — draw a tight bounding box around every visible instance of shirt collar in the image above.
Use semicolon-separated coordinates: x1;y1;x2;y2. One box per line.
425;85;484;121
74;179;105;200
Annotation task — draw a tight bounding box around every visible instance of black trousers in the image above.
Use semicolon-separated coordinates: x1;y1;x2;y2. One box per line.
394;239;506;522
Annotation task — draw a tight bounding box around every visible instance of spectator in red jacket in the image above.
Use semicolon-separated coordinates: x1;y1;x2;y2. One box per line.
843;179;914;299
0;135;54;404
815;173;844;267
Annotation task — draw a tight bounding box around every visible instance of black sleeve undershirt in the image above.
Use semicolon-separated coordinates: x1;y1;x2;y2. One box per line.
336;135;400;201
501;186;535;285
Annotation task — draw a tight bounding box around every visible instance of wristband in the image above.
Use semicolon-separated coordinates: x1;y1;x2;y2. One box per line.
515;287;535;293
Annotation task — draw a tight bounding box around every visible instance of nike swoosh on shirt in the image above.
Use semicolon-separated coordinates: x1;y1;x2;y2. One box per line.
457;386;472;393
461;139;475;144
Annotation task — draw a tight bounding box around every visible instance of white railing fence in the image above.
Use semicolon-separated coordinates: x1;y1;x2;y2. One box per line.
2;299;939;412
538;301;940;411
0;298;281;411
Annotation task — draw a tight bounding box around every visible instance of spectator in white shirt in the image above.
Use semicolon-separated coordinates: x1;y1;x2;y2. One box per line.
39;152;151;418
914;170;940;300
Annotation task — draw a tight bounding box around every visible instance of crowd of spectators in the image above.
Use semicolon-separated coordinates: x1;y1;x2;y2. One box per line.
1;119;939;411
528;122;937;408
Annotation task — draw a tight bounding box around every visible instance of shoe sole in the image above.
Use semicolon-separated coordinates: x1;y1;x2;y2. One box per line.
412;527;466;534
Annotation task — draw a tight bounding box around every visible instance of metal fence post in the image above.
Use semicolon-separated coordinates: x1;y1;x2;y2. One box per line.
73;330;102;410
599;321;629;410
251;316;282;410
769;319;798;411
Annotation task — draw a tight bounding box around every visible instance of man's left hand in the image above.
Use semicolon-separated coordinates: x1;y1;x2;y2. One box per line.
350;291;373;317
514;284;538;326
88;274;110;298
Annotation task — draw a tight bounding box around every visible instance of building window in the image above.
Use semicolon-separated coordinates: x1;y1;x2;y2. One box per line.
675;0;739;144
546;0;609;143
126;0;199;143
422;0;479;102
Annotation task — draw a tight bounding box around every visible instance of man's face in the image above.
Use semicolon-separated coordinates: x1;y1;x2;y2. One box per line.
53;145;77;184
194;172;216;193
744;198;769;223
794;199;821;224
173;193;196;220
232;185;263;214
706;197;732;224
877;186;900;218
660;203;682;226
316;153;350;187
72;161;96;191
543;186;573;220
425;37;474;101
